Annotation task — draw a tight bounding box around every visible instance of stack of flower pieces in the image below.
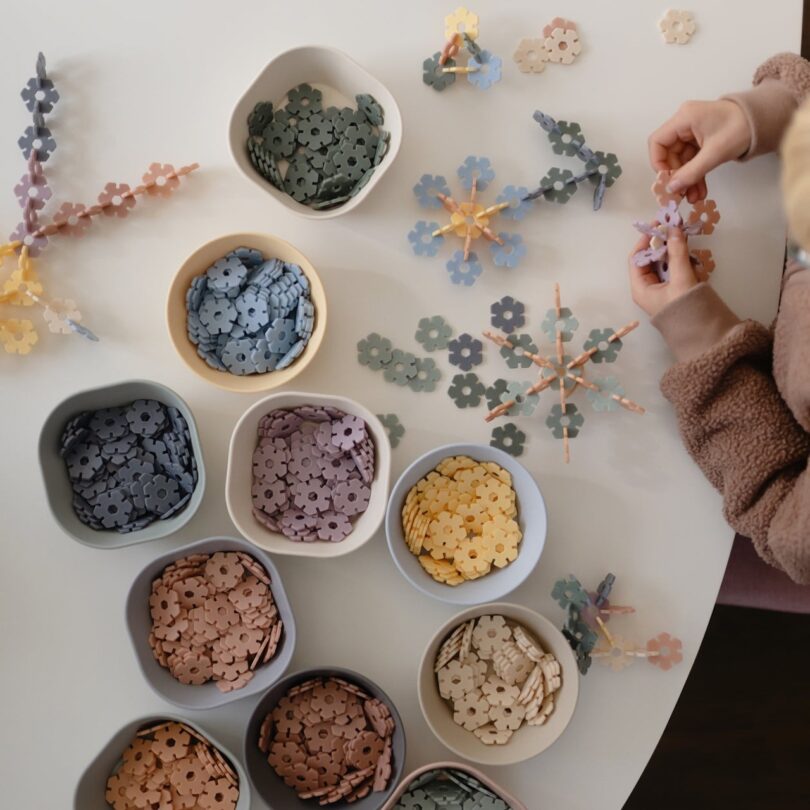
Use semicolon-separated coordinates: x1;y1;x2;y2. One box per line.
393;767;510;809
258;676;397;804
148;551;284;693
401;454;522;585
434;615;562;745
104;720;239;810
513;18;583;74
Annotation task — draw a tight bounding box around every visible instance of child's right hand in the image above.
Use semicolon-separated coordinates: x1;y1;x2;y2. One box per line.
648;100;751;203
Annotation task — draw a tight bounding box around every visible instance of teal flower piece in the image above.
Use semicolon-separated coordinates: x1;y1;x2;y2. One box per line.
500;333;537;369
408;357;441;392
376;413;405;448
583;327;622;363
545;402;584;439
357;332;393;370
415;315;452;351
541;307;579;343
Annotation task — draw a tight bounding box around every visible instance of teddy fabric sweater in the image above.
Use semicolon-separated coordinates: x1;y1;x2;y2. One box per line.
651;53;810;584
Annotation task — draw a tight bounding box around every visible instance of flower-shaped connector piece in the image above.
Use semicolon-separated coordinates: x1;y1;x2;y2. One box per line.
444;6;479;39
447;332;483;371
285;83;322;118
657;200;682;228
142;163;179;197
357;333;393;370
586;376;624;412
20;78;59;113
651;170;682;206
659;9;696;45
503;381;540;416
486;378;510;411
496;185;533;221
490;296;526;332
14;169;51;211
691;249;716;281
413;174;452;208
383;349;418;386
54;202;90;237
446;250;483;286
548;121;585;157
356;93;384;126
467;51;503;90
377;413;405;448
583;328;621;363
647;632;683;671
546;402;584;439
500;333;538;369
543;17;577;38
545;27;582;65
447;372;486;408
688;199;720;235
513;38;549;74
490;423;526;457
408;357;442;392
8;223;47;256
263;120;298;158
541;306;579;342
18;125;56;162
415;315;453;351
585;151;622;187
247;101;275;136
551;574;589;610
0;318;38;355
540;168;577;204
43;299;82;335
595;635;636;672
408;221;443;257
98;182;136;218
297;113;334;151
565;608;599;653
457;156;495;191
490;233;526;268
423;53;457;92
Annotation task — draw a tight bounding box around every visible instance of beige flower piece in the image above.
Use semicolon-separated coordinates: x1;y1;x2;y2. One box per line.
659;9;696;45
544;27;582;65
513;38;549;74
43;298;82;334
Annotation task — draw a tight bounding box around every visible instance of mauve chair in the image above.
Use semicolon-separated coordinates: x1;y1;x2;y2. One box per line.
717;534;810;613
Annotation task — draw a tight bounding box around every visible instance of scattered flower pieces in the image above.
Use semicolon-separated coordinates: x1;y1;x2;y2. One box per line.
400;455;522;585
377;413;405;449
659;9;696;45
357;331;443;392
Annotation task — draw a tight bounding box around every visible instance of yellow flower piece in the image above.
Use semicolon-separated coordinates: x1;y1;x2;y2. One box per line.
0;318;39;354
444;6;479;40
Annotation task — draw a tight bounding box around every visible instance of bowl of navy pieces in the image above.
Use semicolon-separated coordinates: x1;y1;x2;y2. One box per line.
228;46;403;219
167;233;327;393
39;380;205;549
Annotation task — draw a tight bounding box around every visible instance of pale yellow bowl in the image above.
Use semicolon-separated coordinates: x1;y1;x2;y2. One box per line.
166;232;327;393
418;603;579;766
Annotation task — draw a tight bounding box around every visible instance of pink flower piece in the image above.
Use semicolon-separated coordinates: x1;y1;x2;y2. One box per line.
53;202;91;237
542;17;577;37
688;199;720;235
651;170;682;206
647;632;683;671
142;162;179;197
97;182;136;218
691;249;716;282
14;172;52;211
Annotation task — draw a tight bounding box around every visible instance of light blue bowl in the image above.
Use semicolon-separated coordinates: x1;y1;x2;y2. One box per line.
385;443;547;605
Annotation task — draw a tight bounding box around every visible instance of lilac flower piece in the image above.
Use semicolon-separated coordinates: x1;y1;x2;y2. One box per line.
9;222;47;256
658;200;682;228
14;171;52;210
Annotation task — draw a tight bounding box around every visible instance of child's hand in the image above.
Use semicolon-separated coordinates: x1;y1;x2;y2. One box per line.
649;100;750;203
629;228;699;317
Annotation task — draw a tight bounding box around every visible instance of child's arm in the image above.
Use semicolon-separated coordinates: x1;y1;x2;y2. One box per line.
648;53;810;203
630;233;810;584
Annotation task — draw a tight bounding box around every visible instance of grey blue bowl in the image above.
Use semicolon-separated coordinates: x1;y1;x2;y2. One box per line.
38;379;206;549
244;667;406;809
125;536;296;710
73;714;251;809
385;443;547;605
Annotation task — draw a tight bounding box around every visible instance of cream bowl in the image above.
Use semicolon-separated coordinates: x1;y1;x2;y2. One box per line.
226;391;391;558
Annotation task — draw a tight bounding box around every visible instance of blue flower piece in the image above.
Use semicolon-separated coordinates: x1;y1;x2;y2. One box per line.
408;220;443;257
541;306;579;343
447;332;483;371
490;232;526;268
457;156;495;191
413;174;451;208
446;250;483;286
496;186;533;221
586;376;624;412
467;51;503;90
490;296;525;332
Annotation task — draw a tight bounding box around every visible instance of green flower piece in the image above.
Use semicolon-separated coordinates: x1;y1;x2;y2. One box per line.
408;357;441;392
357;332;393;370
376;413;405;448
500;333;537;369
545;403;584;439
447;372;485;408
415;315;453;351
383;349;418;385
490;423;526;456
583;328;622;363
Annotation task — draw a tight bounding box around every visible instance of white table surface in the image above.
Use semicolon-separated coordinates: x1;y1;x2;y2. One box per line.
0;1;802;807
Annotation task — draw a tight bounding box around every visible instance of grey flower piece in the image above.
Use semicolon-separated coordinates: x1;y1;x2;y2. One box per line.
415;315;452;351
355;93;384;126
500;333;538;369
383;349;419;385
297;113;334;151
490;422;526;457
263;120;298;158
285;83;323;118
247;137;284;189
545;402;585;439
548;120;584;157
490;295;526;332
284;155;320;202
541;306;579;342
247;101;274;136
586;376;623;412
423;52;457;91
376;413;405;448
332;142;371;182
486;378;510;411
447;372;486;408
408;357;442;392
20;77;59;113
583;328;622;363
18;124;56;161
585;150;622;187
538;168;577;204
357;332;393;370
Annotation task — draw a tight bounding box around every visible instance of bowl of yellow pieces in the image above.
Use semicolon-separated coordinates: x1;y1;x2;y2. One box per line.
384;444;547;605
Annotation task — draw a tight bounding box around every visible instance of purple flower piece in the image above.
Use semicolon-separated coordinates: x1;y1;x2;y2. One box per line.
292;476;331;515
9;221;47;256
316;511;353;542
252;437;289;481
658;201;682;228
332;477;371;516
14;169;52;211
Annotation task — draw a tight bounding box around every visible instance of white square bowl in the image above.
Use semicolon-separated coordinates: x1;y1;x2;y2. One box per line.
225;391;391;557
228;46;402;219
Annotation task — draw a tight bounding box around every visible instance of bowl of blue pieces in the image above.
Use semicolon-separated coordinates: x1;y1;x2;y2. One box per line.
38;379;205;549
167;232;327;393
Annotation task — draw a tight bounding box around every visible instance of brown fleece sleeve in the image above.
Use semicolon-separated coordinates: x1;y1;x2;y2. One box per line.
656;317;810;583
774;270;810;433
723;53;810;159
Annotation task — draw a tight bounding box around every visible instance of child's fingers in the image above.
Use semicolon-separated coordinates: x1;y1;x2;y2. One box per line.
628;232;651;260
666;227;697;285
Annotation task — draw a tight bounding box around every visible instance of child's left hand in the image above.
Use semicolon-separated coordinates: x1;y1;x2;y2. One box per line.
628;227;699;317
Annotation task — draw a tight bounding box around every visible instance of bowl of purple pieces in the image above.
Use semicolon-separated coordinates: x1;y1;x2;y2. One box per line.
225;392;391;558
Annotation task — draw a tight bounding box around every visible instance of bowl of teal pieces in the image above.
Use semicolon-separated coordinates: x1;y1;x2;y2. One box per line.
229;46;402;218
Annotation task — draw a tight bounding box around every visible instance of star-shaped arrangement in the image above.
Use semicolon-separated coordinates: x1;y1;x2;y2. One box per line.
408;156;529;286
422;6;503;93
552;573;684;675
633;169;720;282
483;285;644;463
0;53;198;355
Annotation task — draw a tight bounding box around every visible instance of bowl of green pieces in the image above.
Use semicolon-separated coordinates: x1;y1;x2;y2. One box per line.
230;46;402;219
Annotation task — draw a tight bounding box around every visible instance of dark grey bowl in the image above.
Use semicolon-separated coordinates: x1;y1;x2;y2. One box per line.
244;667;406;810
125;536;296;710
73;714;251;810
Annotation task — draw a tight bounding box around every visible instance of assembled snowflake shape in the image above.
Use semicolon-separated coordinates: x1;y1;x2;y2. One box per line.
483;284;644;462
409;156;528;286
